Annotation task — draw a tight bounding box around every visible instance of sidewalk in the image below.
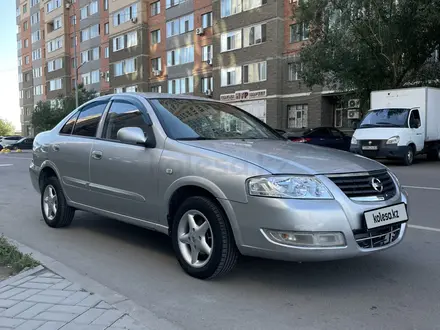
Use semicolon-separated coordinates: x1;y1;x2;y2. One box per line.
0;266;147;330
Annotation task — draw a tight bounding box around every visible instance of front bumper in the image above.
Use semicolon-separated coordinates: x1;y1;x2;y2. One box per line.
230;178;409;262
350;144;408;159
29;161;41;193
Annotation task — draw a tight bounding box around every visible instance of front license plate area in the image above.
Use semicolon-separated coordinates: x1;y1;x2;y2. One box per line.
362;146;378;150
364;203;408;230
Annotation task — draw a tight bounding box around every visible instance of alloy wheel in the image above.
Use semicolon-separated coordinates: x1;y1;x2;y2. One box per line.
43;185;58;221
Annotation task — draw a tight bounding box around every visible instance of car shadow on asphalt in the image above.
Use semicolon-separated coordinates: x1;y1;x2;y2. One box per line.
69;211;408;290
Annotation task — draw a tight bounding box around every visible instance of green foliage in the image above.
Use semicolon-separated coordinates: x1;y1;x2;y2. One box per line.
31;84;97;133
0;235;39;276
293;0;440;105
0;119;15;136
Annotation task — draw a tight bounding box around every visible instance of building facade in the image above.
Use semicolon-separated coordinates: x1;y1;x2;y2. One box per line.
16;0;358;136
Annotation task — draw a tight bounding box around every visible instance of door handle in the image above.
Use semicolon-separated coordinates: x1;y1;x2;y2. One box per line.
91;150;103;160
416;133;422;136
52;144;60;152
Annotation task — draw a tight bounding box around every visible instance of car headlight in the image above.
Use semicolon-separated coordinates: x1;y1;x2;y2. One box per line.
351;136;358;145
247;176;334;199
388;170;401;188
386;136;400;144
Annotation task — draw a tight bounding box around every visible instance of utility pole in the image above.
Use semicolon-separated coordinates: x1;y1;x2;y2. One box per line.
65;0;79;109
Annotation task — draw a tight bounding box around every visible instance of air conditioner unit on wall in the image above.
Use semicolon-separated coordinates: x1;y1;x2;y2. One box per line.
131;17;138;24
206;58;212;65
204;89;213;96
348;99;360;108
196;27;204;35
347;109;360;119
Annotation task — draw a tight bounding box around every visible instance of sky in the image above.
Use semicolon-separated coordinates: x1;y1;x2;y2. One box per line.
0;1;21;131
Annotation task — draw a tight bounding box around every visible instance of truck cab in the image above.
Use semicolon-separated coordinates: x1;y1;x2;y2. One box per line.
350;88;440;166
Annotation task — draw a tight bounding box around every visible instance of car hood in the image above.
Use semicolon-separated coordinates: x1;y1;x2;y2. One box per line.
353;128;405;140
181;139;385;175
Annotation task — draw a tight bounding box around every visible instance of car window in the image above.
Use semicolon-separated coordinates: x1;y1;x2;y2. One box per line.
329;128;343;138
409;110;421;128
60;111;80;135
72;101;108;137
102;100;151;141
306;128;330;137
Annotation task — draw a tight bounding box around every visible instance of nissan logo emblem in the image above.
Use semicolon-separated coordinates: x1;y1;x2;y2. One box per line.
371;177;384;192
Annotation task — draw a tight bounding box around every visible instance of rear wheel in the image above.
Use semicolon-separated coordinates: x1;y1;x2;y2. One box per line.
171;196;238;279
403;146;414;166
41;176;75;228
427;147;440;161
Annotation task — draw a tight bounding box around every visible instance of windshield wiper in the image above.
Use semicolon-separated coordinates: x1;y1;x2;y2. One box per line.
175;137;216;141
375;122;402;127
359;124;379;128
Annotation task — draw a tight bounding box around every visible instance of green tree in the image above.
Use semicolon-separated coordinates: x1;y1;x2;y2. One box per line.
31;84;97;133
293;0;440;105
0;119;15;136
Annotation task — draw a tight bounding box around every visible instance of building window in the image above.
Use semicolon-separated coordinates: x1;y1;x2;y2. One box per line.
221;0;242;17
23;4;27;13
243;0;264;11
33;67;43;78
202;45;213;62
80;47;100;63
151;86;162;93
17;40;22;50
104;0;108;10
71;15;76;26
31;12;40;25
166;14;194;38
113;3;137;27
105;71;110;82
81;72;91;85
32;48;42;61
53;16;63;30
24;39;29;48
26;90;32;99
202;12;212;28
290;22;309;43
46;0;62;13
104;23;109;35
243;23;266;47
334;108;343;128
31;30;41;43
151;29;161;44
16;7;20;17
80;24;100;42
89;1;99;15
288;104;308;128
115;87;123;93
201;77;213;93
152;57;161;71
24;73;30;82
166;0;184;9
46;36;63;53
80;1;98;20
23;21;28;31
126;85;137;93
151;1;160;16
127;31;138;48
114;58;136;76
221;30;242;52
48;58;63;72
167;45;194;66
49;78;62;91
25;56;30;64
34;85;44;96
31;0;41;7
168;77;194;94
243;61;267;83
288;62;303;81
221;66;242;86
18;57;23;67
91;70;100;84
105;47;109;58
113;35;124;51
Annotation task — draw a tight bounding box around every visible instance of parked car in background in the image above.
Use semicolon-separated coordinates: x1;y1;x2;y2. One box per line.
30;93;409;279
284;127;352;151
2;137;34;150
0;135;23;146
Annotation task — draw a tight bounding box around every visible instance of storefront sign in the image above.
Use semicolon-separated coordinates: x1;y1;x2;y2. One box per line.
220;89;267;102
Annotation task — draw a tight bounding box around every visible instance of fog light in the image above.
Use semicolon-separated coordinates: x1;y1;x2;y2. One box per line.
264;230;346;247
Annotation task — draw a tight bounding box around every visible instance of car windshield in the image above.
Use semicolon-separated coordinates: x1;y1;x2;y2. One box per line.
149;99;283;140
359;108;410;128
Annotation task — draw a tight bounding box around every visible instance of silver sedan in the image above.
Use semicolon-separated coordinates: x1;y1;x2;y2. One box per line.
30;93;409;279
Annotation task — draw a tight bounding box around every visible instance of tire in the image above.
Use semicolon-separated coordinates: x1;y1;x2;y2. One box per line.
171;196;238;279
403;146;415;166
427;147;440;161
41;176;75;228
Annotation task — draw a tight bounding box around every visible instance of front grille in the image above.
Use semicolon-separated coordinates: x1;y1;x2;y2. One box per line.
360;139;383;147
327;170;396;200
353;224;402;249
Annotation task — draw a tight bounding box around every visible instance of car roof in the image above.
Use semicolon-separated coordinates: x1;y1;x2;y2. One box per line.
93;92;218;103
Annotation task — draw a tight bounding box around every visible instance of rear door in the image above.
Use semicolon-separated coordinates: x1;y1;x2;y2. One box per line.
305;128;333;147
49;100;109;205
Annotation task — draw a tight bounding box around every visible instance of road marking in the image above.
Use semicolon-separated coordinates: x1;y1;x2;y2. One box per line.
403;185;440;191
409;224;440;233
0;156;32;160
0;164;13;167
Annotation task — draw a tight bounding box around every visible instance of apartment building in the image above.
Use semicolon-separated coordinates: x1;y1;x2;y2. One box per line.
16;0;352;135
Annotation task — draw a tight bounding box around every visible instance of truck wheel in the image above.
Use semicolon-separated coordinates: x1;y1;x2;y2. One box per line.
171;196;238;279
403;146;414;166
427;147;440;161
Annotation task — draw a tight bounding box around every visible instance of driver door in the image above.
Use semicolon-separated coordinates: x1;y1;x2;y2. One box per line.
409;109;424;152
88;96;162;223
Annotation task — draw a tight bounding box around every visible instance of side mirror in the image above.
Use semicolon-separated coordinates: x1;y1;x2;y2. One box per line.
117;127;148;146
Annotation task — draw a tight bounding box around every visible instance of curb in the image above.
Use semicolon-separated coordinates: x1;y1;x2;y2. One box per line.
5;236;184;330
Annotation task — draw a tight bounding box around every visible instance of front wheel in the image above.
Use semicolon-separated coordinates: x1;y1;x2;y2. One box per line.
403;146;414;166
171;196;238;279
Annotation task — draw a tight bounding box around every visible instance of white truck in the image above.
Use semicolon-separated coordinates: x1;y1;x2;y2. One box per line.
350;87;440;165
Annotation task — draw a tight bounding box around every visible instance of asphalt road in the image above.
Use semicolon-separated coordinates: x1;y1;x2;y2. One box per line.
1;152;440;330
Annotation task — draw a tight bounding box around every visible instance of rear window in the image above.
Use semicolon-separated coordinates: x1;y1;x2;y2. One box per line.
60;112;80;135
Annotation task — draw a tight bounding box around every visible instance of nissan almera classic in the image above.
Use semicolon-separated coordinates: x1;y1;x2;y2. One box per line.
30;93;409;279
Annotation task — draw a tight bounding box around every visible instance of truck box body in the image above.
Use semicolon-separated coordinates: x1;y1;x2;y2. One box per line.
370;87;440;142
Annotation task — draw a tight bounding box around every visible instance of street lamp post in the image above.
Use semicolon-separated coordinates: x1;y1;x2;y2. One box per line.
65;0;79;109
